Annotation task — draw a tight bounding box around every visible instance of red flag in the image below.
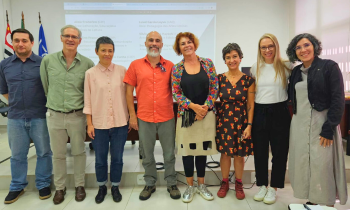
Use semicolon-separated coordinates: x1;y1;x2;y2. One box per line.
4;23;14;59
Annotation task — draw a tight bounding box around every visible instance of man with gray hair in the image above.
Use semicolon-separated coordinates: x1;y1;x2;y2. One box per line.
40;25;94;205
124;31;180;200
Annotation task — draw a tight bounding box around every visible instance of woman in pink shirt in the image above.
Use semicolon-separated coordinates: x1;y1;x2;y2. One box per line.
83;37;129;204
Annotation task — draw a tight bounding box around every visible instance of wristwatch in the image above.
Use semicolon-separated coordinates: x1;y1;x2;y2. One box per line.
247;123;252;126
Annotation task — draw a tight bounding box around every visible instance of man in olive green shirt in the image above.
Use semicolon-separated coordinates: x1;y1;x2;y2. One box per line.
40;25;94;205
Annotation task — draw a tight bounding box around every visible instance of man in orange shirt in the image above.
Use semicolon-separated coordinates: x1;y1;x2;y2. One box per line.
123;31;180;201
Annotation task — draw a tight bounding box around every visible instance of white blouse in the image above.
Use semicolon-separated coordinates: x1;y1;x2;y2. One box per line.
250;62;292;104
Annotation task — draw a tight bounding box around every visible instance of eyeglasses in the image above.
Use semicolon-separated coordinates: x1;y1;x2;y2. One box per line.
157;63;166;72
294;43;311;52
61;34;80;40
260;45;275;51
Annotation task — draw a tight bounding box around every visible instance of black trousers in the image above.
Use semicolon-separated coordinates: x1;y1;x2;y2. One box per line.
182;142;209;177
252;101;291;188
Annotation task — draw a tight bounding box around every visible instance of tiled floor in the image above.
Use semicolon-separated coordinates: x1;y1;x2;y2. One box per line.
1;184;350;210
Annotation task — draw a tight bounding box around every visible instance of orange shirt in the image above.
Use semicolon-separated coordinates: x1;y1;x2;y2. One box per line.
123;55;174;123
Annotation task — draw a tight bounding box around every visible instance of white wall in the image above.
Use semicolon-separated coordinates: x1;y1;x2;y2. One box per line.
289;0;350;91
6;0;291;72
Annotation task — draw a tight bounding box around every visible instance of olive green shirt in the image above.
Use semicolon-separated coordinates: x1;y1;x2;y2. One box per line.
40;51;95;112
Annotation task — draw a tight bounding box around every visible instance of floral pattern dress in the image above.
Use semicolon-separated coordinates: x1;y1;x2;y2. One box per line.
216;73;254;157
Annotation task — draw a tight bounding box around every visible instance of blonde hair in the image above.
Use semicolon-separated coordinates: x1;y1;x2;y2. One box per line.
256;33;291;89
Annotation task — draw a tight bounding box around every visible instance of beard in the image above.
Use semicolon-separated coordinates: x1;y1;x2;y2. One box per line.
147;46;162;57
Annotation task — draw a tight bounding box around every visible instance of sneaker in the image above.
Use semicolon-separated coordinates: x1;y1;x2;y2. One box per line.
182;185;196;203
217;181;229;198
235;180;245;200
139;185;156;200
253;185;267;201
39;187;52;200
111;186;122;202
167;185;181;199
95;185;107;204
4;189;24;204
197;184;214;201
263;187;276;204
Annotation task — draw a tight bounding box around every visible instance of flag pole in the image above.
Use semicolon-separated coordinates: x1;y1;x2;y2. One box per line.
39;12;41;24
6;10;9;24
4;11;14;59
21;11;25;29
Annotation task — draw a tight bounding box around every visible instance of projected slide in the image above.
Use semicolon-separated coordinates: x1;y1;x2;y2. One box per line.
64;3;216;67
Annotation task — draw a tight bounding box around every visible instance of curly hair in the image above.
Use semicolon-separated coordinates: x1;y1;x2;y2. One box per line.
173;32;199;56
286;33;322;63
222;43;243;61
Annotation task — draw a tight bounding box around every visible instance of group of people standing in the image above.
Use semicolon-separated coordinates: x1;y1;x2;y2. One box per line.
0;24;347;208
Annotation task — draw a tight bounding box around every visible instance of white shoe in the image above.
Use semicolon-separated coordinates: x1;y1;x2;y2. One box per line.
182;185;196;203
197;184;214;201
253;185;267;201
263;187;276;204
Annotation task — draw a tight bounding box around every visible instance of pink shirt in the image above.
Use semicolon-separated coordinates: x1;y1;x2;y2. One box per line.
83;63;129;129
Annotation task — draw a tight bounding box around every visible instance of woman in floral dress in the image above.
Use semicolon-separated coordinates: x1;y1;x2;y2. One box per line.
216;43;255;200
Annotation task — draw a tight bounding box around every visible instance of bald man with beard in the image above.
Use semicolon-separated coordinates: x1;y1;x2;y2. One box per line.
123;31;180;200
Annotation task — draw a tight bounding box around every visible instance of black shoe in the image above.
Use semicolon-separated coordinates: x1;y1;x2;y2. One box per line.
39;187;52;200
111;186;122;202
4;189;24;204
95;185;107;204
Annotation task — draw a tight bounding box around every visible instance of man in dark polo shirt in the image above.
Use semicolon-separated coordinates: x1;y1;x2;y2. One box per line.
0;29;52;204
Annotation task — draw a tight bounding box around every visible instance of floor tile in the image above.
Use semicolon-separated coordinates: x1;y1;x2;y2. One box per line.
245;184;306;210
0;190;9;210
187;186;251;210
1;189;74;210
62;187;133;210
124;186;188;210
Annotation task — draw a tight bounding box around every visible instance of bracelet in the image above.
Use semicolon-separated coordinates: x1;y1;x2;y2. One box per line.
247;123;252;126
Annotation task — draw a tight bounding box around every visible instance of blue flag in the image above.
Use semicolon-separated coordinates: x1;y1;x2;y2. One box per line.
38;24;48;57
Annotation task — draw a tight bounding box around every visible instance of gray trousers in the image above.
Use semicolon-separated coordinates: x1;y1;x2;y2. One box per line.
46;109;86;190
138;118;177;186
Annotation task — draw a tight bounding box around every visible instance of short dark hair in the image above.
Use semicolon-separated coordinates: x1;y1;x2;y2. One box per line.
11;28;34;42
96;36;114;52
286;33;322;63
222;43;243;61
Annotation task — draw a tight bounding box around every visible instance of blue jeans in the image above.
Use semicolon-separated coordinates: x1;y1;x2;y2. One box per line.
92;125;128;186
8;118;52;191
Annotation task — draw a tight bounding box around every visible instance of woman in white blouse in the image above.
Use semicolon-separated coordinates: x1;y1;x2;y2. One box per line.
250;33;291;205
